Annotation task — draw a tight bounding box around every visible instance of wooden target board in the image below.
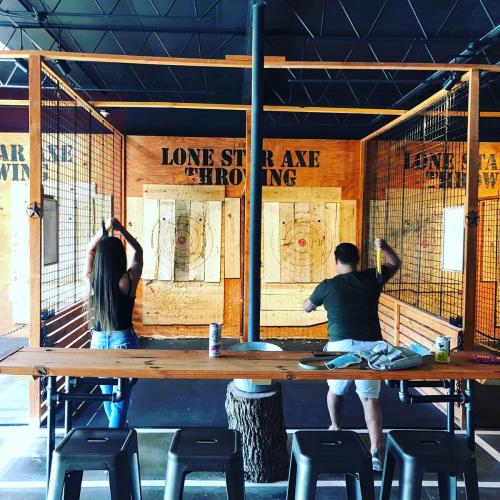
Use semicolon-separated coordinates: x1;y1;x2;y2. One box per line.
130;185;240;326
263;201;339;284
260;187;355;327
142;185;224;283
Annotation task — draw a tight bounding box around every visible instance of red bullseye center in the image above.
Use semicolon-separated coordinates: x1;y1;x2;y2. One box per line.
298;238;307;247
178;235;187;245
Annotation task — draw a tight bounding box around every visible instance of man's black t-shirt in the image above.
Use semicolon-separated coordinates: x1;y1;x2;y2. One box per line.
309;266;391;342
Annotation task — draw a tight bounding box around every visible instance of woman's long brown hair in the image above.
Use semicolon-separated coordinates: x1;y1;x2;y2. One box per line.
89;237;127;332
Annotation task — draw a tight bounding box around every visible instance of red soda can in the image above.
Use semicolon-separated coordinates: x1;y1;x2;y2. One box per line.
209;323;222;357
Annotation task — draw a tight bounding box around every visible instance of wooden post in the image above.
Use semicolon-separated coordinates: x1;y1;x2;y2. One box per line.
243;110;251;341
462;70;480;351
121;135;126;223
28;54;42;423
394;302;400;346
358;140;367;264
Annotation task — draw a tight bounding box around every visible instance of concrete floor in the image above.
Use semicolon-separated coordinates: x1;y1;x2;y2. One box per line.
0;427;499;499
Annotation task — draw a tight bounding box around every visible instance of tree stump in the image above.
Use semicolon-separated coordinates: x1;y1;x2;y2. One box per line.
225;381;289;483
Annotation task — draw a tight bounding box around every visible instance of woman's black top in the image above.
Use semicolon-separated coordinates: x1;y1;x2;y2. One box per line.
94;271;135;332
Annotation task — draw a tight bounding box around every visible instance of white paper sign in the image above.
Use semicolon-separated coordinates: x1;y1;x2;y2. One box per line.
442;206;464;272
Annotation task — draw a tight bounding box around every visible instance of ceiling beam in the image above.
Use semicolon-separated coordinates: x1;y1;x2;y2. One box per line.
1;50;500;72
2;98;498;118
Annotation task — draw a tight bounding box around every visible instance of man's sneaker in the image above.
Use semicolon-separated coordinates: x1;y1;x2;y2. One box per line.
371;449;383;472
328;424;341;431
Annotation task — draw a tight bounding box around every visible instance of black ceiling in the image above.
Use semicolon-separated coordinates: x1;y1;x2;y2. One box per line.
0;0;499;138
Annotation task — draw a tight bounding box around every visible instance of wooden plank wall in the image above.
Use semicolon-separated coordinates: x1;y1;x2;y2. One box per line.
126;135;361;338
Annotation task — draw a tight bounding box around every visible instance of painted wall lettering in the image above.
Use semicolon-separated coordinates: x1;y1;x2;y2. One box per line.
161;146;320;186
403;149;500;189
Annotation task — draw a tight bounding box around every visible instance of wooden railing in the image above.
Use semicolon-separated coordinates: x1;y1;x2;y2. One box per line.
39;300;91;421
379;293;464;425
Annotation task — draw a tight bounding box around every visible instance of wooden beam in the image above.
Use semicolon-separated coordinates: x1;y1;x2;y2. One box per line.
89;101;409;115
361;88;450;142
2;50;500;72
0;99;29;106
41;63;124;139
463;70;480;351
28;54;42;423
3;97;500;118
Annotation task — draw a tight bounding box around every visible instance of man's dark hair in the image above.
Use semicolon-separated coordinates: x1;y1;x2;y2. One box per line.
334;242;360;265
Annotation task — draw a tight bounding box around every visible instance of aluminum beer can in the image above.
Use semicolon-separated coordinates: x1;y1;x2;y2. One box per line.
209;323;222;357
435;336;451;364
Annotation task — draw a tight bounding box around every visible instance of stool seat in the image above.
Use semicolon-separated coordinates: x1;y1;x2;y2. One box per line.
387;430;475;467
380;430;479;500
287;431;375;500
168;428;241;464
164;428;244;500
47;427;142;500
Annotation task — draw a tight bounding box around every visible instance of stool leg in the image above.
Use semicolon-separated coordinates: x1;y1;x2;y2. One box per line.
109;461;133;500
225;458;245;500
130;451;143;500
379;448;395;500
295;464;317;500
464;464;480;500
164;461;186;500
345;473;360;500
358;465;376;500
63;470;83;500
285;452;297;500
47;459;66;500
399;463;423;500
437;473;457;500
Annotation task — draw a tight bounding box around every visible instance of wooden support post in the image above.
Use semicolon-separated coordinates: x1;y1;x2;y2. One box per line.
358;140;367;264
28;54;42;423
463;70;480;351
394;302;401;346
243;110;251;341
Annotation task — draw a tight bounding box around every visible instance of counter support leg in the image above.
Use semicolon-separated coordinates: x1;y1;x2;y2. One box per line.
46;375;56;499
465;380;475;450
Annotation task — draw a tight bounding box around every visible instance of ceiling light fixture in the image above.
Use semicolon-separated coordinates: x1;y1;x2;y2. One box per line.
442;72;460;92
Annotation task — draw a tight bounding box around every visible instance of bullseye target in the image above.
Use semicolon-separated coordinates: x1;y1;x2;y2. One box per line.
173;209;212;271
147;208;212;275
271;208;336;274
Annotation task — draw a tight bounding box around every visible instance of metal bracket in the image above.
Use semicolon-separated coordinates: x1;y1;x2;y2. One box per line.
27;202;43;219
465;210;479;226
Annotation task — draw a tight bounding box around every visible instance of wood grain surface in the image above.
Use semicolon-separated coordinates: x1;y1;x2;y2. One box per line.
0;348;498;381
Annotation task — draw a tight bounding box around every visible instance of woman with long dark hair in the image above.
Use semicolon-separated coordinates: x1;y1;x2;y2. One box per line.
86;217;143;428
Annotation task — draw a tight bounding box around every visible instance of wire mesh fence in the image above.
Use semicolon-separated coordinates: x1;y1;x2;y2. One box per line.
40;65;123;343
363;81;469;324
476;197;500;350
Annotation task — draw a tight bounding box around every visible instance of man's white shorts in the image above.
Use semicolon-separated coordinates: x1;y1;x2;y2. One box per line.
325;339;381;399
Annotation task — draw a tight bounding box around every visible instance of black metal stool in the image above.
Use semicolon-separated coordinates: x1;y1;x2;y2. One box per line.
286;430;375;500
380;430;480;500
47;427;142;500
164;428;244;500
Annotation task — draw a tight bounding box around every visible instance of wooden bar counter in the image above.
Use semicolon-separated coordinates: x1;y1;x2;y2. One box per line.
1;348;499;381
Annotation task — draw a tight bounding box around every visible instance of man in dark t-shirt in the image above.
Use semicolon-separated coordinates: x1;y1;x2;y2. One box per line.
303;239;401;470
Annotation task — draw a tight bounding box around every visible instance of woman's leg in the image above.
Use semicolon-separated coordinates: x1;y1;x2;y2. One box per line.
107;388;132;428
108;331;139;428
100;383;113;421
90;332;114;421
